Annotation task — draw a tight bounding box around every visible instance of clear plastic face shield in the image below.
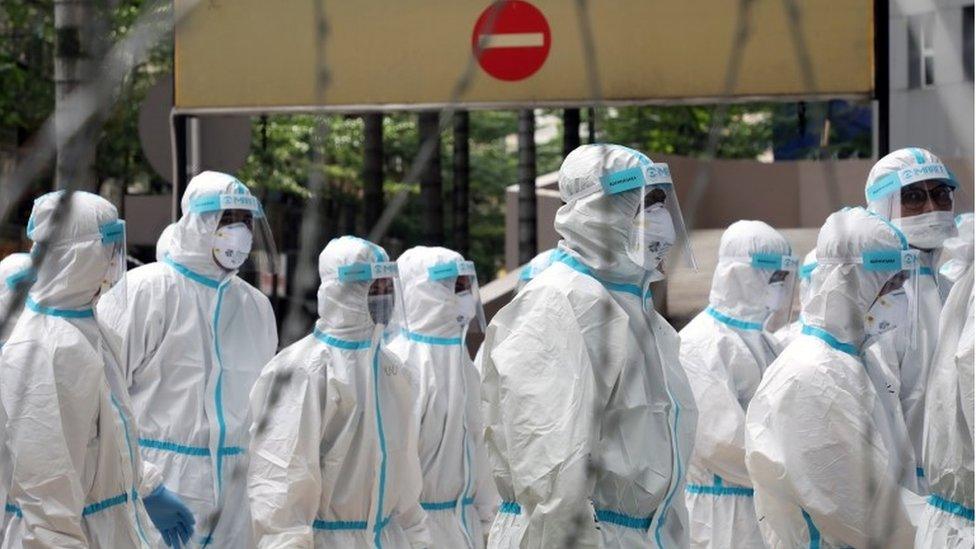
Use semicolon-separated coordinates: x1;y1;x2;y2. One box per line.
338;260;408;332
428;259;487;333
753;253;799;322
866;162;959;250
599;162;698;273
822;248;921;346
188;192;279;279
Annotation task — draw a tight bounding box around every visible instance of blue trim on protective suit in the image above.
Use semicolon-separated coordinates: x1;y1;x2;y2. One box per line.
140;438;244;457
313;328;372;350
686;474;754;497
928;495;975;521
5;492;132;518
25;297;93;318
801;510;822;549
801;323;860;357
420;497;475;511
654;397;683;546
371;342;389;548
551;250;651;300
107;394;150;544
163;255;221;288
499;501;522;514
213;283;229;494
595;507;654;530
706;307;763;331
402;330;463;346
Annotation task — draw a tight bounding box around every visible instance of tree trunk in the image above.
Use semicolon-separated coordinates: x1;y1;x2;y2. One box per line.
518;109;537;265
54;0;97;191
362;112;384;232
418;111;443;245
562;108;581;158
452;111;470;257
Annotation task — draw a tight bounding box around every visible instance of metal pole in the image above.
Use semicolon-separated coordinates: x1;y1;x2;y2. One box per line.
418;111;444;245
452;111;470;258
874;0;890;156
54;0;96;191
170;113;189;221
563;108;581;158
518;109;537;265
362;112;384;232
586;107;596;144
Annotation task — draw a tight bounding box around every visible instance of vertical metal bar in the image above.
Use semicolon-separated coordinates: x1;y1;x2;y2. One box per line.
363;112;384;232
170;112;189;221
453;111;470;258
418;111;444;245
874;0;890;156
518;109;537;265
563;108;581;158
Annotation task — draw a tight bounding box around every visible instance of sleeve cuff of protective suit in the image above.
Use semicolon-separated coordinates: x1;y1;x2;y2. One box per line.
139;460;165;498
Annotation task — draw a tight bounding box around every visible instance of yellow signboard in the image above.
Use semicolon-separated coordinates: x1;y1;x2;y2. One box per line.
174;0;874;112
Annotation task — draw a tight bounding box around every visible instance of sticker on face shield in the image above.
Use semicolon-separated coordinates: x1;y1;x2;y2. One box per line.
338;261;397;283
750;253;796;271
428;260;476;281
600;167;645;195
862;250;905;272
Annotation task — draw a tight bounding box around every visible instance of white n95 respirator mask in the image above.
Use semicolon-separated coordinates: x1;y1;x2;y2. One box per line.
213;222;253;270
892;211;956;250
627;203;676;271
456;290;477;327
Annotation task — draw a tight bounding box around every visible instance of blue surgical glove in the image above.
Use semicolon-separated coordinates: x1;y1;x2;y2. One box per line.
143;485;196;548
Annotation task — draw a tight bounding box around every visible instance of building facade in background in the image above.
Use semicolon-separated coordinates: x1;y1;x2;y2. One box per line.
890;0;975;158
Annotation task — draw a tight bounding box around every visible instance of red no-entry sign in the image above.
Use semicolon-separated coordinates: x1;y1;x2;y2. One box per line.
471;0;552;82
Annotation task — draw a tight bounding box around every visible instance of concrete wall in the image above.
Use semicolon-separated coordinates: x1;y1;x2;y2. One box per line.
504;154;974;271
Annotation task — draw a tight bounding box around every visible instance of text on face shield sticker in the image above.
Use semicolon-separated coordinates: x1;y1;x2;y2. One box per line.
600;167;645;195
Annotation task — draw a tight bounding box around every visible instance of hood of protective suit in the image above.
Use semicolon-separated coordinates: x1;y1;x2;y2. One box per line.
708;220;791;323
943;213;974;265
397;246;468;338
803;207;908;348
554;144;652;283
315;235;390;338
0;252;33;340
155;222;177;263
27;191;119;310
865;147;956;222
169;171;257;280
797;248;817;306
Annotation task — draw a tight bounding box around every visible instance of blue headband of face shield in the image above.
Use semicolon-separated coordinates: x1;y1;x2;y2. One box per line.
865;161;959;203
598;163;674;196
428;260;477;282
188;193;265;218
799;261;817;280
337;261;398;283
749;252;799;271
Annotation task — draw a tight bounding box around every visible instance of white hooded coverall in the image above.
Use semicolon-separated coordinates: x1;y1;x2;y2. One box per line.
916;260;974;547
98;172;278;548
481;144;698;548
745;207;920;548
387;246;498;548
1;191;161;548
0;251;32;536
248;236;430;549
680;220;791;548
863;148;955;492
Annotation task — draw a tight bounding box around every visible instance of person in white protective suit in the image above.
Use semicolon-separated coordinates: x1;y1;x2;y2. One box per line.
516;248;555;293
248;236;431;548
0;252;32;536
916;233;974;547
98;171;279;547
679;220;797;548
155;223;177;263
938;213;973;292
862;147;959;492
387;246;499;548
745;206;924;549
481;144;699;548
473;248;556;374
0;253;33;345
0;191;194;548
773;248;816;347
